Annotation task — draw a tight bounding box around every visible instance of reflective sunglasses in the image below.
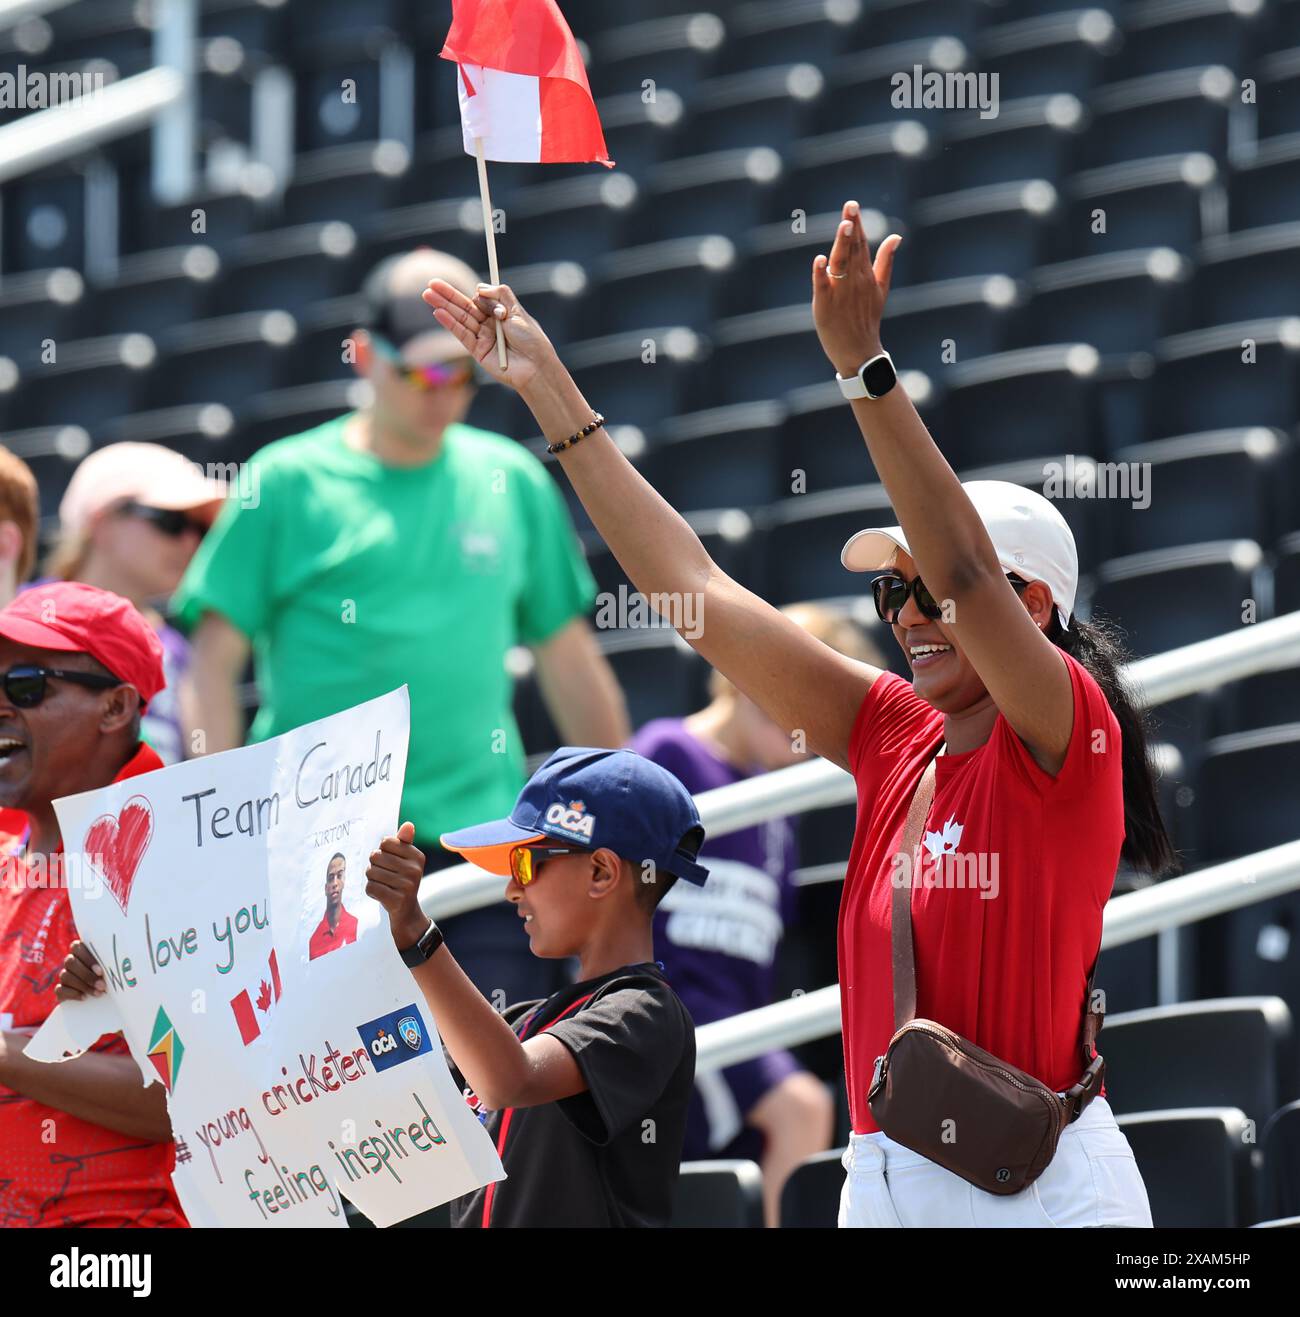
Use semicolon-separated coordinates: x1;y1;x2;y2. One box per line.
372;335;475;392
120;501;208;539
509;844;588;887
2;665;122;708
871;571;1030;624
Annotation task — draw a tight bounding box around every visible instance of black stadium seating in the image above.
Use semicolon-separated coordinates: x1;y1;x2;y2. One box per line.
5;0;1299;1231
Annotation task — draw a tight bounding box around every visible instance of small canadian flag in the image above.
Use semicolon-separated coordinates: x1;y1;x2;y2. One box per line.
230;949;282;1046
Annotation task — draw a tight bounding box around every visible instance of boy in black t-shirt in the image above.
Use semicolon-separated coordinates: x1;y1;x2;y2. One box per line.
365;746;710;1228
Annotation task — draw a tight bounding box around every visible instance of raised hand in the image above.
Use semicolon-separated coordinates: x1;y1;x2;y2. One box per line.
365;821;430;951
811;199;903;379
423;279;558;394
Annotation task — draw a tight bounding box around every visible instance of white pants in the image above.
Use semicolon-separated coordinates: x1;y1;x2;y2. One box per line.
838;1097;1153;1228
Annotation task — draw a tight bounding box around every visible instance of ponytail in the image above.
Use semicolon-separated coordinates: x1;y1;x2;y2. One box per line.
1046;611;1178;876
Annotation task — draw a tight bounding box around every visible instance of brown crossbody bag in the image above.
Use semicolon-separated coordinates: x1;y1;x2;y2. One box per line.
866;753;1106;1196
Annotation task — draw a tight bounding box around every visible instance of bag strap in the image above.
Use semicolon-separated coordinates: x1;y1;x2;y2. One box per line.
888;748;1108;1120
889;752;940;1032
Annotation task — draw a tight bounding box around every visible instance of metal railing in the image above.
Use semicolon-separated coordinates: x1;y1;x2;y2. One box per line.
419;610;1300;920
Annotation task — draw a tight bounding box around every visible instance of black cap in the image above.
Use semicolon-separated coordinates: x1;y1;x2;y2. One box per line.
360;249;483;352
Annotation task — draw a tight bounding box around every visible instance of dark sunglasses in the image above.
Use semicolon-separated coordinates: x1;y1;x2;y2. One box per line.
509;844;588;887
871;571;1030;624
120;501;208;539
372;335;476;392
2;665;123;709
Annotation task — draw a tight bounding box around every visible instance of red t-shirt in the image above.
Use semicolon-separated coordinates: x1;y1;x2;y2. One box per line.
840;650;1122;1135
0;743;187;1227
308;907;358;960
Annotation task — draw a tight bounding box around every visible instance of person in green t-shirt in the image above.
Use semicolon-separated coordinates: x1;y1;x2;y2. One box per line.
173;248;630;1002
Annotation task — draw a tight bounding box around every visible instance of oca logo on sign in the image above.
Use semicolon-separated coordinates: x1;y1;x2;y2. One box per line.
356;1005;433;1072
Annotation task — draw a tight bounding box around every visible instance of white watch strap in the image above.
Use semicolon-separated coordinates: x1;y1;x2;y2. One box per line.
835;351;894;401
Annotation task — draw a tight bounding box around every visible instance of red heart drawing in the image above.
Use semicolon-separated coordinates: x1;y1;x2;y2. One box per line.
83;795;154;915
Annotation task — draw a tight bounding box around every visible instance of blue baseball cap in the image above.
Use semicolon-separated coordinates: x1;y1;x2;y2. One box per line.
440;746;709;886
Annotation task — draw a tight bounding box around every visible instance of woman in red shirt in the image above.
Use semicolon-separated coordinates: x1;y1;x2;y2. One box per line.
421;200;1173;1228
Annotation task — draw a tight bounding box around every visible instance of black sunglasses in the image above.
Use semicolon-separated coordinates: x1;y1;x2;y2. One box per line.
120;501;208;538
2;665;123;709
871;571;1030;624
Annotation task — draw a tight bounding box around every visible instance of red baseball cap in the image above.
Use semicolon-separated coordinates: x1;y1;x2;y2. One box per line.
0;582;166;708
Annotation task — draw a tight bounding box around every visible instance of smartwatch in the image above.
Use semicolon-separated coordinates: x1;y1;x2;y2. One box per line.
399;918;444;968
836;350;897;400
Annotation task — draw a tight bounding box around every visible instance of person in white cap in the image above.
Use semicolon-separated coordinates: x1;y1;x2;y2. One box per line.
423;197;1176;1229
46;441;225;763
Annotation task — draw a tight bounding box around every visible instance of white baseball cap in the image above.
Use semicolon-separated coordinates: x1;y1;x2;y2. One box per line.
840;480;1078;630
59;442;226;537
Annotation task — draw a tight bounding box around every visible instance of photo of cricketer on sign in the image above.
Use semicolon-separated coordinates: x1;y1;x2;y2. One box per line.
24;687;503;1228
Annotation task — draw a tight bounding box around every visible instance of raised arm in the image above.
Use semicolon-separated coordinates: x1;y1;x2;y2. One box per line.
811;202;1074;771
423;281;880;771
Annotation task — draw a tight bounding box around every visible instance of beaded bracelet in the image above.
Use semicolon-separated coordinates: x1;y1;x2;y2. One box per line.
546;412;605;454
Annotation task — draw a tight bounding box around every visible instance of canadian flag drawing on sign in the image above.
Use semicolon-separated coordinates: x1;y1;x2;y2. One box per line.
230;949;282;1046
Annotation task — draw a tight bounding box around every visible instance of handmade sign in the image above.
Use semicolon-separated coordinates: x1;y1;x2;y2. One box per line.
27;688;503;1228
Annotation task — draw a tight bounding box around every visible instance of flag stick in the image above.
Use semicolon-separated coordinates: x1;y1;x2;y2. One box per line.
474;136;508;370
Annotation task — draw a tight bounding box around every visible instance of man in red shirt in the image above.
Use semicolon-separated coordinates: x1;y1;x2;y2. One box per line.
0;581;186;1227
308;852;358;960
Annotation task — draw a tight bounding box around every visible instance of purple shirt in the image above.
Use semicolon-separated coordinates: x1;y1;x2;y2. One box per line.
628;719;798;1026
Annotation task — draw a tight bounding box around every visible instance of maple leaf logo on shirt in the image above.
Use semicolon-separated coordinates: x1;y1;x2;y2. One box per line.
923;816;964;858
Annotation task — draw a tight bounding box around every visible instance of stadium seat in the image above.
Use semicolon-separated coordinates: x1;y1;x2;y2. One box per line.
147;309;298;409
1109;0;1268;82
1108;428;1291;556
921;94;1085;195
1089;540;1264;659
286;0;408;52
1229;133;1300;232
974;7;1120;99
775;122;930;222
589;235;735;335
717;0;863;74
597;627;712;729
293;30;410;155
1274;0;1300;48
84;246;222;336
1149;319;1300;438
498;171;639;265
728;209;909;315
1257;46;1300;142
1011;248;1189;358
653;399;787;512
1060;151;1223;260
762;481;895;605
627;147;781;245
936;343;1102;470
140;184;276;257
563;324;705;432
1116;1107;1255;1227
234;378;367;460
6;332;155;431
1099;997;1296;1130
587;12;726;102
1261;1101;1300;1221
1194;223;1300;327
780;1147;845;1228
97;400;240;469
213;221;359;315
0;422;91;521
1215;669;1300;737
3;166;91;274
363;195;484;272
1276;532;1300;610
671;1160;765;1228
679;63;825;156
698;304;827;408
199;0;290;60
0;267;84;363
862;0;1001;47
280;142;411;228
778;374;939;496
909;179;1060;281
813;36;973;134
42;0;150;73
1081;65;1241;171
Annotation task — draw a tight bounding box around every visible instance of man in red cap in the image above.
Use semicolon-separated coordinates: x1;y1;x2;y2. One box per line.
0;581;187;1227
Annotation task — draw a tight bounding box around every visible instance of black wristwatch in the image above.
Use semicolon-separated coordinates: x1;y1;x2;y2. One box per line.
399;918;444;968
